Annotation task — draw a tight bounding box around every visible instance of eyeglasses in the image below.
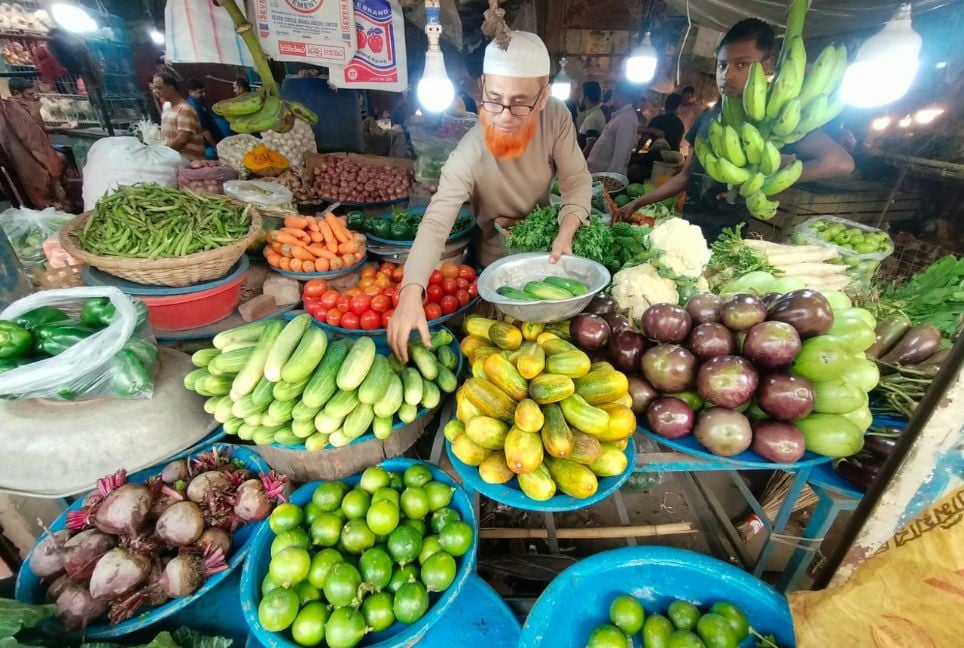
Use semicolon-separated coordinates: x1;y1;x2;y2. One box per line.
480;83;546;116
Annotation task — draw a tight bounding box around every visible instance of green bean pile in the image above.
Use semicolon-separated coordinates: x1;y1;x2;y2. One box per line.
77;184;252;258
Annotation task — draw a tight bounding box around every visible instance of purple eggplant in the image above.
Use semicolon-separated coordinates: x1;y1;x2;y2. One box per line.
608;329;649;374
571;313;611;351
834;452;884;492
719;295;767;331
685;293;722;324
766;290;834;338
642;304;692;344
878;325;942;367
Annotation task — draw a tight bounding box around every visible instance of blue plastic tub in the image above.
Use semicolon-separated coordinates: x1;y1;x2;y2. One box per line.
447;437;637;513
519;546;795;648
240;458;479;648
15;443;271;639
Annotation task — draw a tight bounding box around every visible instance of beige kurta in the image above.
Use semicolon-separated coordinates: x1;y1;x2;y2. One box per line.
402;98;593;290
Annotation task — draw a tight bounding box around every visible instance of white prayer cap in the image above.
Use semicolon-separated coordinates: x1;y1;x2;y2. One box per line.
483;31;550;78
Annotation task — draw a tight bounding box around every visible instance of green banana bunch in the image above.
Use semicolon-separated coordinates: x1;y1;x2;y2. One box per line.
795;94;829;134
709;120;726;158
742;62;768;122
722;125;747;167
213;89;266;117
759;141;782;176
721;95;746;130
287;101;319;125
783;0;811;47
230;92;284;134
772;98;801;137
739;172;766;198
746;191;779;220
761;159;803;195
797;44;839;109
717;157;753;185
741;123;765;165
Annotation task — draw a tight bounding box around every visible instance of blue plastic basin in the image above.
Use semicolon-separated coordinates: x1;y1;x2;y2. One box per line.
240;458;479;648
15;443;270;639
519;546;795;647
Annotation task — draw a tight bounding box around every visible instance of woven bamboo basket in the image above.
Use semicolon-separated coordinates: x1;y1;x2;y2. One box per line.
59;208;261;288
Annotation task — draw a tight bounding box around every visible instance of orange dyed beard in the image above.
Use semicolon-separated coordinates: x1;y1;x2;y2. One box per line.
480;110;539;159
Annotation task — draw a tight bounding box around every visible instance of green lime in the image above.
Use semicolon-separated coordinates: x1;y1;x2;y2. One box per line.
420;550;456;592
401;518;426;537
418;535;443;565
271;528;309;557
393;581;429;624
430;507;461;534
586;624;628;648
372;486;400;506
269;502;304;534
312;481;347;512
304;501;324;526
403;464;433;488
310;512;344;547
361;591;395;632
366;499;401;536
387;524;423;565
709;602;749;641
291;601;328;647
389;471;404;490
306;548;343;589
667;600;701;631
697;612;739;648
261;572;281;597
643;614;675;648
324;606;367;648
341;519;376;554
293;580;321;605
439;521;473;557
258;587;300;632
388;564;419;594
269;546;311;587
323;562;362;608
609;594;645;634
330;508;347;521
341;489;372;520
360;466;392;494
424;481;455;511
668;629;705;648
359;547;394;591
400;487;429;519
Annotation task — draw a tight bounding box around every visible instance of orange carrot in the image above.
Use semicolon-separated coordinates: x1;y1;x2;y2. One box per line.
289;246;316;262
326;214;351;244
317;218;339;253
284;215;309;229
269;232;304;246
270;242;285;254
302;260;316;273
306;217;321;233
309;231;324;244
279;227;310;240
306;245;337;260
329;257;343;271
315;258;330;272
265;253;281;268
279;257;292;271
290;258;303;272
341;253;355;266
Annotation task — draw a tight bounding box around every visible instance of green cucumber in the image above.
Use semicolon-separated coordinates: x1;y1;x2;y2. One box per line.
204;396;222;414
292;418;316;439
237;423;257;441
337;337;377;391
253;426;279;445
231;319;284;398
434;365;457;394
496;286;539;302
273;378;308;402
305;433;330;451
184;368;209;391
208;347;254;376
435;345;458;372
523;281;573;300
420;378;441;409
274;428;301;447
410;345;438;381
328;430;351;448
402;368;424;406
373;416;393;440
358;355;391;405
373;373;403;418
430;329;454;350
264;315;311;383
398;403;418;424
213;397;235;423
251;376;276;409
302;340;350;408
244;413;263;427
387;354;406;375
314;411;346;435
292;400;321;422
221;340;257;354
197;374;233;396
260;412;287;428
232;394;266;419
343;403;375;440
192;348;220;368
544;276;589;296
281;326;328;384
223;417;244;435
213;320;268;350
323;389;359;418
267;398;297;424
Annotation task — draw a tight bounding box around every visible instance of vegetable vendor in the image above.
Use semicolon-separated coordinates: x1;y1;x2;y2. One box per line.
617;19;854;242
389;31;592;359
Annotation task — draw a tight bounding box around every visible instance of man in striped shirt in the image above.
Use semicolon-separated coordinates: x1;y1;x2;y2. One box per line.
152;69;205;160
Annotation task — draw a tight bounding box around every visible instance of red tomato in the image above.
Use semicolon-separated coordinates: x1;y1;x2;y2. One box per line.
307;303;326;321
303;279;329;298
326;308;343;327
425;285;444;304
374;273;392;288
303;296;320;310
381;309;394;329
391;291;400;308
360;310;382;330
344;288;362;297
350;294;372;316
440;262;460;279
456;277;469;291
358;276;374;289
441;277;458;296
380;262;397;275
320;290;340;309
391;267;404;282
336;295;352;313
456;289;470;307
361;266;377;279
467;283;479;298
458;265;476;281
340;311;360;329
440;295;459;315
424;303;442;320
428;270;443;286
383;286;398;302
370;294;390;313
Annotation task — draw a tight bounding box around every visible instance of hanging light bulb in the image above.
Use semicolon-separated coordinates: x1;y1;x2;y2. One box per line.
871;116;891;130
149;29;165;46
841;4;921;109
625;32;658;84
914;107;944;124
898;115;913;128
416;1;455;113
551;57;572;100
51;3;97;33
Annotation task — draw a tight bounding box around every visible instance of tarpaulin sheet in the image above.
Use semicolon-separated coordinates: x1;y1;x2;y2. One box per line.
164;0;256;67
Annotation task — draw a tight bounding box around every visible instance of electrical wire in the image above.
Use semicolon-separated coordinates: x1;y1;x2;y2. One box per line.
676;0;693;86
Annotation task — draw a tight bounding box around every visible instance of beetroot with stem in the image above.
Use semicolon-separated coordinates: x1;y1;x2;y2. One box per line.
63;529;115;580
89;547;151;601
186;471;231;504
156;501;205;546
82;470;128;508
234;471;289;522
30;529;69;578
190;446;233;475
160;459;189;484
146;475;186;519
197;527;231;555
161;545;228;598
46;574;72;602
70;483;154;536
57;583;107;630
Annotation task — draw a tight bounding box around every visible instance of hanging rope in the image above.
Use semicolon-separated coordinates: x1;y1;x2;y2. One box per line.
482;0;512;50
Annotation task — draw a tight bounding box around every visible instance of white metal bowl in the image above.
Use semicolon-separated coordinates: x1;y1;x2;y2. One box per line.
478;253;611;323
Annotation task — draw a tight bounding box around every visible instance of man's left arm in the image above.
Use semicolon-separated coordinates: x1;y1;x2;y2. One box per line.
552;104;593;261
792;129;855;183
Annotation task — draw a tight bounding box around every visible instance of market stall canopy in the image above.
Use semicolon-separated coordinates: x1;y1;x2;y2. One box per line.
664;0;949;37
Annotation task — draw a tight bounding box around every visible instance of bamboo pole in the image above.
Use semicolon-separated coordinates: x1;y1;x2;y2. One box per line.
212;0;279;96
479;523;696;540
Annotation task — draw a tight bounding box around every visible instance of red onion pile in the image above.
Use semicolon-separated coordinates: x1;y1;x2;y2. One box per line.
312;157;411;203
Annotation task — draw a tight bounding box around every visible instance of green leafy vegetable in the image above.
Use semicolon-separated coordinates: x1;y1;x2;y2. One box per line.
506;206;616;269
611;222;654;269
877;255;964;338
0;599;54;641
707;225;774;290
82;628;233;648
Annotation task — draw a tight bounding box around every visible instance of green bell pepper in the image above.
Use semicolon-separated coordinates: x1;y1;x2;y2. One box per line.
14;306;69;331
33;322;97;356
0;356;31;373
390;221;415;241
0;321;33;359
368;218;392;240
123;338;159;368
346;211;368;231
110;349;153;397
80;298;150;330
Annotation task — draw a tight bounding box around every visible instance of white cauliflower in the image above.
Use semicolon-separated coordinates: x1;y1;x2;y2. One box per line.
610;263;680;323
649;218;712;279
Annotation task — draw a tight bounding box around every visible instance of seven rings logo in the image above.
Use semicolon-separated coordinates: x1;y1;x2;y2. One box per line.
284;0;324;14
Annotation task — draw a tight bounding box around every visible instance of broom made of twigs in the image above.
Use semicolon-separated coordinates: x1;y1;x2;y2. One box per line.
736;472;818;542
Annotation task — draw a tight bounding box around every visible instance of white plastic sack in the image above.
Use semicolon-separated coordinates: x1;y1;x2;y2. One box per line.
81;123;182;211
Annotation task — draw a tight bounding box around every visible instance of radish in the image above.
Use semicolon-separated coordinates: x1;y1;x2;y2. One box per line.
89;547;151;601
63;529;115;580
30;530;69;578
186;471;231;504
56;583;106;630
156;501;205;546
197;527;231;555
160;459;189;484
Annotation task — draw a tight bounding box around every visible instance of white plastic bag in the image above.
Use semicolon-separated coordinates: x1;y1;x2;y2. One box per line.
0;206;73;270
82;122;183;211
223;180;294;209
0;287;158;400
